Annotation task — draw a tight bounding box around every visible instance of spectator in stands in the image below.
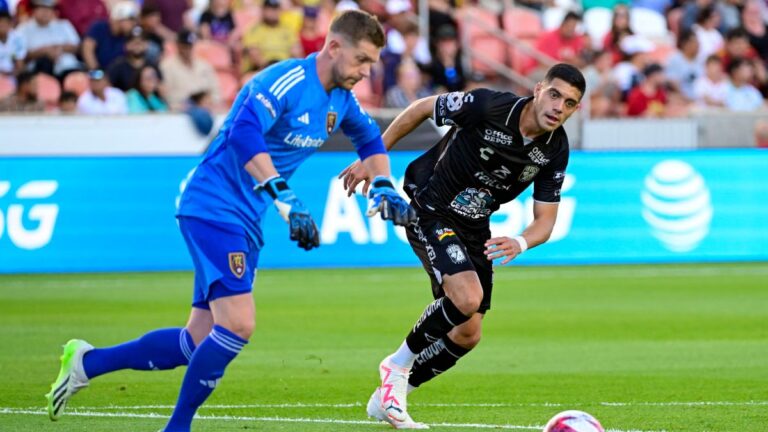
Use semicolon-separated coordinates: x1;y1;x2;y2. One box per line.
0;70;44;112
160;29;220;110
16;0;80;78
692;6;724;66
0;10;26;77
139;4;171;65
384;0;431;65
602;4;633;65
384;59;431;108
57;89;77;113
77;68;128;114
742;0;768;63
57;0;109;37
126;64;168;113
423;24;465;92
185;90;214;136
199;0;236;44
381;20;420;92
533;12;588;69
144;0;190;34
108;26;155;92
427;0;457;42
724;57;765;111
719;28;760;70
627;63;668;116
299;6;325;56
583;49;619;99
665;29;701;101
242;0;301;73
681;0;731;34
613;34;655;98
693;54;729;107
83;1;138;71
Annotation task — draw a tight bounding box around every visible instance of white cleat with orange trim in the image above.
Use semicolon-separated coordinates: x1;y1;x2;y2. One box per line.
366;356;428;429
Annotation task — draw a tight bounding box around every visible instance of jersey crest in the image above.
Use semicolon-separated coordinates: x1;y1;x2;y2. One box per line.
228;252;246;278
518;165;540;182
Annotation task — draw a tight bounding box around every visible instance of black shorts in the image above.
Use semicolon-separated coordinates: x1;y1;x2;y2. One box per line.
406;213;494;313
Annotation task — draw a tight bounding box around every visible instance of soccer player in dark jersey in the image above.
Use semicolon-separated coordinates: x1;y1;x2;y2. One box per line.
341;63;586;428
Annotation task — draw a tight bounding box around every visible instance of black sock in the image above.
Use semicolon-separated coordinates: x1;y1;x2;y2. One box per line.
405;297;470;354
409;336;471;388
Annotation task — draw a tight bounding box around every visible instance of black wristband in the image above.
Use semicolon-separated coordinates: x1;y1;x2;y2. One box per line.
262;176;290;199
371;176;395;190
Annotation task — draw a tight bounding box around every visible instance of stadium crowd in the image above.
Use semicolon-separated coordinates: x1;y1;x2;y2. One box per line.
0;0;766;119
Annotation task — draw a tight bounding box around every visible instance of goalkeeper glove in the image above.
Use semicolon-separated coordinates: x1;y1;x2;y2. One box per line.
366;176;417;226
259;176;320;251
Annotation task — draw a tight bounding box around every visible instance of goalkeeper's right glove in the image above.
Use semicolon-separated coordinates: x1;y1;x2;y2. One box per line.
259;176;320;251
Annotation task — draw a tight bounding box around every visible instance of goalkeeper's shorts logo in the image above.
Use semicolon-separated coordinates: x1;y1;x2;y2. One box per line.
228;252;246;278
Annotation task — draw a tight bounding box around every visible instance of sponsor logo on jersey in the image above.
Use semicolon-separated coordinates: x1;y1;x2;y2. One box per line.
228;252;246;278
474;171;512;191
483;129;514;146
435;227;456;242
554;171;566;181
446;243;467;264
450;187;494;219
283;132;324;148
518;165;540;182
528;147;550;165
326;112;337;134
297;112;309;124
255;93;276;117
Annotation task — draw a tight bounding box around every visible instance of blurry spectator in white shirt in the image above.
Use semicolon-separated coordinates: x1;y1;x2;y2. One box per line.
77;68;128;115
16;0;80;77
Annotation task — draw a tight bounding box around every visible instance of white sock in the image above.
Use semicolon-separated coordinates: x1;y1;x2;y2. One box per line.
389;341;418;368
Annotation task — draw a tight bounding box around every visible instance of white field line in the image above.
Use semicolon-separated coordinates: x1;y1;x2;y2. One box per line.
0;407;666;432
53;400;768;410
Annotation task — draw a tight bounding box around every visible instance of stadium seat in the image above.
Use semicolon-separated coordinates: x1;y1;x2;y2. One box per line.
194;40;233;72
0;75;14;99
36;73;61;109
502;7;543;39
456;6;508;77
63;71;90;96
234;7;261;31
583;7;613;49
216;71;240;106
630;7;670;42
542;7;567;31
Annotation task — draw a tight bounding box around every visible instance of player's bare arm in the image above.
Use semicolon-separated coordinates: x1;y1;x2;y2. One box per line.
485;200;559;265
340;95;438;196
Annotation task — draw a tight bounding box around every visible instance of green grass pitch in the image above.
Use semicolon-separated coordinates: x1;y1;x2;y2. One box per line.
0;263;767;431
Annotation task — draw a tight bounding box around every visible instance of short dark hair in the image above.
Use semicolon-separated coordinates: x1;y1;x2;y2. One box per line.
727;57;750;75
329;10;385;48
677;28;696;49
704;54;722;65
59;91;78;103
725;27;749;41
0;10;12;21
544;63;586;98
562;11;582;23
16;71;37;87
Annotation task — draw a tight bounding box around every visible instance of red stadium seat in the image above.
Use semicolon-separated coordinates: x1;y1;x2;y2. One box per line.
217;71;240;106
457;6;507;77
194;40;233;72
0;75;14;99
36;73;61;109
502;7;543;39
63;71;90;96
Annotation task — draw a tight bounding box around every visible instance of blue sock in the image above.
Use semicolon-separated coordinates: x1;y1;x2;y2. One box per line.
82;328;196;379
164;325;248;432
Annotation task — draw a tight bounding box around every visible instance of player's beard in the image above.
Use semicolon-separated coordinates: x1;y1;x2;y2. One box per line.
331;64;360;90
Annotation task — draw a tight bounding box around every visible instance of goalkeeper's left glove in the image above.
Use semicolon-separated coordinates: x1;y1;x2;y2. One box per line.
259;176;320;251
366;176;417;226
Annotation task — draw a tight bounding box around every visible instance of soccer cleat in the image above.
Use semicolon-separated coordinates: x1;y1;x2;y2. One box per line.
367;386;429;429
45;339;93;421
371;355;428;429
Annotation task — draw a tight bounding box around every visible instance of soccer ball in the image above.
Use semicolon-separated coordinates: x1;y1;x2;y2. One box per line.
543;410;604;432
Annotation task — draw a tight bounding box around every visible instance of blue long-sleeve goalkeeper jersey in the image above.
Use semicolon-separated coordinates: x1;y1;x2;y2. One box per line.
177;54;384;247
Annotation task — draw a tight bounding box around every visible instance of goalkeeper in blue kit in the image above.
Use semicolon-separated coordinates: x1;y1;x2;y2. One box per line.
45;10;416;431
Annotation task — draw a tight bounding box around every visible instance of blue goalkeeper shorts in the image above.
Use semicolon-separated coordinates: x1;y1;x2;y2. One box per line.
178;216;260;309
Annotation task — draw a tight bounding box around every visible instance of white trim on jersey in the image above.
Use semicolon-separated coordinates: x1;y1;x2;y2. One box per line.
269;65;303;94
273;69;305;100
505;98;525;126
